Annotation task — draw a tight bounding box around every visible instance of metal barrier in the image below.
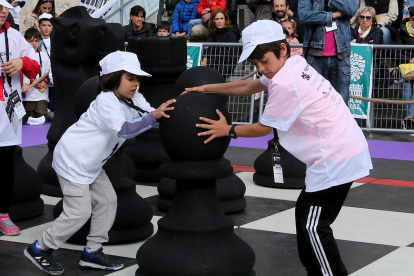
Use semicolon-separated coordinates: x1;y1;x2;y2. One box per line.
202;43;414;133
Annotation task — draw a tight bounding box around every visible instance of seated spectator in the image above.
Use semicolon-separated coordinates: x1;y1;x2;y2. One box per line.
271;0;302;42
351;6;383;44
156;21;174;37
171;0;199;37
189;24;209;42
350;0;398;44
123;5;156;41
246;0;273;21
393;7;414;129
157;0;180;23
202;9;240;76
187;0;226;37
403;0;414;20
281;19;302;56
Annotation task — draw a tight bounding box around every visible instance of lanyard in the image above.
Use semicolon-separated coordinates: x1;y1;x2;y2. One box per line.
0;25;12;89
37;52;42;78
113;92;148;115
41;38;50;58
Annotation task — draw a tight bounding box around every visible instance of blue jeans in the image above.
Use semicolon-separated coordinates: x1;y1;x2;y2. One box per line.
402;81;414;117
306;55;351;105
187;19;208;37
380;26;392;45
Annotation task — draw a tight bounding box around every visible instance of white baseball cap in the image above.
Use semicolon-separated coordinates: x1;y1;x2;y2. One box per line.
238;20;286;63
0;0;14;9
39;13;53;22
100;51;151;77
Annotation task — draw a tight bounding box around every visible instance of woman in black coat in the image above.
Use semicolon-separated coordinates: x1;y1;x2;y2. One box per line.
203;9;241;76
351;6;383;44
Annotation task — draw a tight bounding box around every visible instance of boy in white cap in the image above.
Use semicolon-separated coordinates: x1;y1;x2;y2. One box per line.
186;20;373;276
24;51;176;275
0;0;41;236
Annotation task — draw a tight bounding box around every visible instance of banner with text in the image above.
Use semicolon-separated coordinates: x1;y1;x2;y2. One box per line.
349;44;373;119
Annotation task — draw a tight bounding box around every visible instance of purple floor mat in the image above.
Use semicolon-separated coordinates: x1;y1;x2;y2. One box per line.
20;122;50;148
21;124;414;161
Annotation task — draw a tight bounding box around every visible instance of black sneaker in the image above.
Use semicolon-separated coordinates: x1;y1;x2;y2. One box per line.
79;247;124;271
24;240;64;275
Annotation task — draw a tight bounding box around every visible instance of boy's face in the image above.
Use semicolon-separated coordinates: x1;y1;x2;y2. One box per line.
27;37;41;51
38;20;53;38
0;6;9;28
250;47;288;80
156;28;170;36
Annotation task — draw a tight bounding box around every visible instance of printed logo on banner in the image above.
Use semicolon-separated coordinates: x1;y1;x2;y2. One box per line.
80;0;118;18
348;44;373;119
186;44;202;69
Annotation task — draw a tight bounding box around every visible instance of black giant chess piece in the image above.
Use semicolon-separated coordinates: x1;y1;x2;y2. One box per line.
157;66;247;214
52;76;154;244
9;146;44;221
37;6;124;196
136;92;256;276
125;37;187;182
253;130;306;188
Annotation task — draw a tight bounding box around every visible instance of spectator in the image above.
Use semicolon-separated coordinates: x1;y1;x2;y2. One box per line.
350;0;398;44
281;19;302;56
403;0;414;19
272;0;302;42
299;0;357;104
351;6;383;44
123;5;156;41
171;0;199;37
156;20;174;37
203;9;241;76
394;7;414;129
7;0;21;27
246;0;273;21
19;0;56;35
157;0;180;23
21;28;51;125
187;0;226;37
189;24;209;41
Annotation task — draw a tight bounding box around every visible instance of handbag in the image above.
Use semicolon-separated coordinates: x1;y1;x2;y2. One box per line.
161;0;170;22
398;63;414;81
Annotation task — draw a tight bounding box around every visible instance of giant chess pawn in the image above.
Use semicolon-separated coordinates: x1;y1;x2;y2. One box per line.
253;133;306;188
52;76;154;244
136;92;256;276
157;66;247;214
125;37;187;182
9;146;44;221
37;6;124;196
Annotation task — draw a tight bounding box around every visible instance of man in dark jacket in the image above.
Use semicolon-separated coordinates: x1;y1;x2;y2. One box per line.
272;0;302;42
124;5;156;41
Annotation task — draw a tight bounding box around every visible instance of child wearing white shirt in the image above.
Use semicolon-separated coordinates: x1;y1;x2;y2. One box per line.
186;20;373;276
24;51;176;275
21;27;50;124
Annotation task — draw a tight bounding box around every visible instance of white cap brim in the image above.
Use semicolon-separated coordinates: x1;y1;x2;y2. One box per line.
238;44;256;63
0;0;14;9
125;68;151;77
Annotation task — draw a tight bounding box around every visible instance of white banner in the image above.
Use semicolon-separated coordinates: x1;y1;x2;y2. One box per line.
79;0;118;19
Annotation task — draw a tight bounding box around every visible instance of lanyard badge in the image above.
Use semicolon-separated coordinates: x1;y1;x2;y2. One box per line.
270;142;284;184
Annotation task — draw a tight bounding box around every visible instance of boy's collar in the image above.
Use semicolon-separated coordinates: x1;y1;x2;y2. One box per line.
0;22;11;34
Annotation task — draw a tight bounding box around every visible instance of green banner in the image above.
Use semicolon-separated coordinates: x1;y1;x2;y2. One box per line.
186;43;202;69
349;44;373;119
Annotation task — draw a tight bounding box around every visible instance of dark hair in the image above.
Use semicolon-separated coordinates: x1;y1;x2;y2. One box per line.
156;21;171;32
410;6;414;18
32;0;56;17
24;28;42;41
130;5;146;18
248;40;291;61
208;9;231;33
96;68;144;94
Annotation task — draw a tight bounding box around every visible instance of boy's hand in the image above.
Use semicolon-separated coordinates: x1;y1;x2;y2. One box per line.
21;84;29;93
153;99;176;119
1;58;23;77
35;80;46;90
182;85;205;95
196;109;231;144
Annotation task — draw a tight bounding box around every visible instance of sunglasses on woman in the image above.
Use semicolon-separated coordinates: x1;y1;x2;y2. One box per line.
359;15;372;20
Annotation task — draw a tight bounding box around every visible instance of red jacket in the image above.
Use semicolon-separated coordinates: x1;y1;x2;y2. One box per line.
197;0;227;16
